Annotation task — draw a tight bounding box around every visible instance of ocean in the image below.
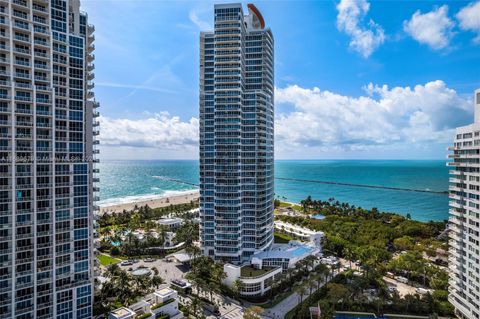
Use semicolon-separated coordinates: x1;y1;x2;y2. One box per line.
98;160;449;222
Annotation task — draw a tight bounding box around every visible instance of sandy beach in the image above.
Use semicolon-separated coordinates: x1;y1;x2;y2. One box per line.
99;190;199;214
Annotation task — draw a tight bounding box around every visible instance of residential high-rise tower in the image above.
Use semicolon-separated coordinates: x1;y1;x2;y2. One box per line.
199;3;274;264
0;0;99;317
448;89;480;319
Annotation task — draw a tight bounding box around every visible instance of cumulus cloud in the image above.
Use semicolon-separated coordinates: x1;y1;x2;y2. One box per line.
403;5;455;50
456;1;480;44
99;112;198;149
97;81;472;159
275;80;471;153
336;0;385;58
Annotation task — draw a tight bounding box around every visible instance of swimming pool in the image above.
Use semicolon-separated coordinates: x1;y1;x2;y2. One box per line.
292;246;313;257
312;214;325;220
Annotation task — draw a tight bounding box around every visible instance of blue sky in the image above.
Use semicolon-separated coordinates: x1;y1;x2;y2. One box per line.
82;0;480;160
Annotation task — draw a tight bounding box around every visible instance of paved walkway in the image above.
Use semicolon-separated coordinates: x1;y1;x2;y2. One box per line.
262;280;327;319
262;267;345;319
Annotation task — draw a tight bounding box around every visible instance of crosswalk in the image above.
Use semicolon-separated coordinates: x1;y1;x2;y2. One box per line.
218;307;244;319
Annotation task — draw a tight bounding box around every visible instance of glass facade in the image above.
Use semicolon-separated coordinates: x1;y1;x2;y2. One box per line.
199;3;274;264
0;0;98;317
448;90;480;319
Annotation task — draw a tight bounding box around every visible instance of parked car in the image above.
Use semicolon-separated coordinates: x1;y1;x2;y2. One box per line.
395;276;409;284
416;287;429;295
120;261;133;266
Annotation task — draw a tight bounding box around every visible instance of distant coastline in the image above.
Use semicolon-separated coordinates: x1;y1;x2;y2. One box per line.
99;189;199;214
98;159;448;221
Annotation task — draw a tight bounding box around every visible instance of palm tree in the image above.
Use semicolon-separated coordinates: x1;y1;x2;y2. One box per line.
295;284;307;304
211;262;226;285
307;279;316;295
314;273;323;291
244;306;264;319
343;246;354;269
190;295;202;317
185;244;201;261
304;255;318;272
150;275;164;289
232;279;244;300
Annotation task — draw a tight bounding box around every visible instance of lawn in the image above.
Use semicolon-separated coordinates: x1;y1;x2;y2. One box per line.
278;201;303;212
274;232;294;243
98;254;122;266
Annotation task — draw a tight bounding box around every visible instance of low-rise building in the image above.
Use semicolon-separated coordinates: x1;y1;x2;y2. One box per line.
157;217;184;230
251;241;321;271
222;221;324;296
109;285;183;319
274;220;324;246
223;264;282;297
108;307;136;319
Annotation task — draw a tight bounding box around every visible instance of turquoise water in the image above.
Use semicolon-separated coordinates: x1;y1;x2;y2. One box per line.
292;246;312;257
98;160;449;222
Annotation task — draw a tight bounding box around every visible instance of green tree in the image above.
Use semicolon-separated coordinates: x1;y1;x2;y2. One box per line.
244;306;264;319
232;279;244;300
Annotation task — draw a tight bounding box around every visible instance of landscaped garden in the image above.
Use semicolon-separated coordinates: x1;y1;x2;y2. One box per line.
98;253;123;266
96;202;199;259
278;196;452;319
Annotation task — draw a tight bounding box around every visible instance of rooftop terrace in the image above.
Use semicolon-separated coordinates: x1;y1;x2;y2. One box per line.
240;265;277;278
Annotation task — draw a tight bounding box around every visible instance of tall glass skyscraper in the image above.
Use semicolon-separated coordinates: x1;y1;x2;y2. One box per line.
199;3;274;265
0;0;98;318
448;89;480;319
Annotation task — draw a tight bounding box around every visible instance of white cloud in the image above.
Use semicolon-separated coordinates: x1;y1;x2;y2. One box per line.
189;7;212;30
403;5;455;50
336;0;385;58
99;112;198;150
96;82;180;94
97;82;472;160
275;80;472;155
456;1;480;44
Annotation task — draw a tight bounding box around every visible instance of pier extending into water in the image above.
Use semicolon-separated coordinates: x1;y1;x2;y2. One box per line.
275;177;448;195
158;176;448;195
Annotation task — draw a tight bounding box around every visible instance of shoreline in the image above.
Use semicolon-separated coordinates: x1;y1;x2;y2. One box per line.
99;190;199;214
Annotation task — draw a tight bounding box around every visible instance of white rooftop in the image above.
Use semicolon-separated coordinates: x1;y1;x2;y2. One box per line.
157;217;183;225
109;307;135;319
154;287;176;299
252;242;318;260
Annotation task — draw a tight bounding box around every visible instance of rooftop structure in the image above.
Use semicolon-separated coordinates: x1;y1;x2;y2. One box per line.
108;307;136;319
223;263;282;297
275;220;324;247
109;285;183;319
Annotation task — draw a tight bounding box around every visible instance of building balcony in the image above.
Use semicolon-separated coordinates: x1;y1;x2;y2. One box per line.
13;47;30;56
34;75;49;82
32;4;48;15
33;25;48;35
36;85;51;92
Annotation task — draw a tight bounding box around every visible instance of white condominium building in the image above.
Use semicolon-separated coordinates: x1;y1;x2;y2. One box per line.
0;0;99;318
448;89;480;319
199;3;274;264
